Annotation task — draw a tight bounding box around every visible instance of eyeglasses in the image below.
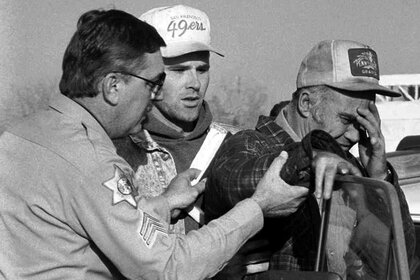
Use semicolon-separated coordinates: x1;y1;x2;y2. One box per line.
111;71;166;97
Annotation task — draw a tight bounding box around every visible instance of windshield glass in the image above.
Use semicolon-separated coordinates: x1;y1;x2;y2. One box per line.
321;176;408;280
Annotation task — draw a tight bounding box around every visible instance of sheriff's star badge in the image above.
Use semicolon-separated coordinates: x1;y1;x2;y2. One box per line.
103;165;139;208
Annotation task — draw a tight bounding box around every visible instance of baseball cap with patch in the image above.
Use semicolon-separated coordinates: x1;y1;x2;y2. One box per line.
296;40;400;97
140;5;223;58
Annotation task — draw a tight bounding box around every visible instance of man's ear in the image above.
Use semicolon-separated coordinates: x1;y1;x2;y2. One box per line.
101;73;122;106
297;90;311;118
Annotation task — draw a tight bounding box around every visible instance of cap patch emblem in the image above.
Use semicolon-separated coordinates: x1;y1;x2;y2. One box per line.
103;165;139;208
348;48;379;79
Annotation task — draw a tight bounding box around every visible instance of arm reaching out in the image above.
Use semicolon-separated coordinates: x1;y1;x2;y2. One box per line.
251;151;309;217
162;168;206;219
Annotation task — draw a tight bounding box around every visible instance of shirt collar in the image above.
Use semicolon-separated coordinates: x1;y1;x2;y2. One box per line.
276;107;301;142
49;94;113;146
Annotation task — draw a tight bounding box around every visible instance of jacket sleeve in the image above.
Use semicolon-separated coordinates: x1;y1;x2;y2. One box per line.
207;131;281;212
72;160;264;280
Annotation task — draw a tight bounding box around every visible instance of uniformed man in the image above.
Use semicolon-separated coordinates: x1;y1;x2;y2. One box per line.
0;9;309;280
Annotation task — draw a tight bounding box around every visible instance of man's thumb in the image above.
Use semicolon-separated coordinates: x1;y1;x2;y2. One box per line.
194;180;206;194
268;151;289;172
182;168;202;181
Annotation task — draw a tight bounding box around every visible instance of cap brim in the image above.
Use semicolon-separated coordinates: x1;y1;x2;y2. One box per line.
160;41;224;58
325;81;401;97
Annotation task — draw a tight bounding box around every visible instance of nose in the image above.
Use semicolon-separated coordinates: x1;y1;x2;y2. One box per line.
344;124;360;144
187;69;201;91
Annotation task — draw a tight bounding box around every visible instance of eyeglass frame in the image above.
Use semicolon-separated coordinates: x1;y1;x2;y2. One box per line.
109;71;166;97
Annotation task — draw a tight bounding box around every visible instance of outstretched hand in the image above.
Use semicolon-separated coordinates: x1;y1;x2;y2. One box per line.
251;151;309;217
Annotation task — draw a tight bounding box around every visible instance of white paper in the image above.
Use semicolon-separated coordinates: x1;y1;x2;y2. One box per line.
188;123;228;224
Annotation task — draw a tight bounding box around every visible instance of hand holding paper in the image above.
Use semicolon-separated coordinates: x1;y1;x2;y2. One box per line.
188;123;228;224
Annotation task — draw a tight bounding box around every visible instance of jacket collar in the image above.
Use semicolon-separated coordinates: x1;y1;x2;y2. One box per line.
49;94;113;147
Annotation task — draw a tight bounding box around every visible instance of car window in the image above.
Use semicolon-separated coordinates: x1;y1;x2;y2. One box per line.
319;175;410;280
387;149;420;222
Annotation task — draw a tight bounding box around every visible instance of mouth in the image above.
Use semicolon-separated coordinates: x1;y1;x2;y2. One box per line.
181;96;201;107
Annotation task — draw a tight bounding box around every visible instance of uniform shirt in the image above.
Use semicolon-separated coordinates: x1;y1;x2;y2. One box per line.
0;93;263;280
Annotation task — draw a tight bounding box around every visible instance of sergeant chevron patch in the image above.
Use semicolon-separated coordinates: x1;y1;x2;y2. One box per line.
139;211;168;248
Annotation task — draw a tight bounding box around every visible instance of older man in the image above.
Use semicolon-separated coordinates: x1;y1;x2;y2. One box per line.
205;40;415;278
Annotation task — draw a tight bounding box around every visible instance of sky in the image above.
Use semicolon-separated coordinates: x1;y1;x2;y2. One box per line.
1;0;419;121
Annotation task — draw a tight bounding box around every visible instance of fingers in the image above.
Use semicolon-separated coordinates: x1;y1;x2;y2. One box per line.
314;161;325;199
180;168;202;181
337;161;362;177
262;151;288;179
356;102;383;147
194;180;206;195
294;185;310;197
313;153;335;199
313;153;361;200
171;209;181;219
314;162;336;200
368;101;381;121
278;150;289;162
357;101;380;126
270;151;289;171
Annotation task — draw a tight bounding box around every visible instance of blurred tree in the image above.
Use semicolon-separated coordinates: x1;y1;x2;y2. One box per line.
207;76;270;129
0;80;56;134
1;77;272;134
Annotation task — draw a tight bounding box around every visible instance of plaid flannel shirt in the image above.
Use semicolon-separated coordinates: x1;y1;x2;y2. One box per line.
206;115;320;272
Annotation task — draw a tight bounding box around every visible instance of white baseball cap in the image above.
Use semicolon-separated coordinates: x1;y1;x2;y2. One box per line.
140;5;223;58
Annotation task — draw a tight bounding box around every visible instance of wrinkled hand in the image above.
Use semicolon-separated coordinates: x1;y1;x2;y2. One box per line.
312;151;362;199
251;151;309;217
356;101;388;179
162;168;205;219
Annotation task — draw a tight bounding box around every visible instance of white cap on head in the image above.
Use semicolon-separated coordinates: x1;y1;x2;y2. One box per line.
140;5;223;58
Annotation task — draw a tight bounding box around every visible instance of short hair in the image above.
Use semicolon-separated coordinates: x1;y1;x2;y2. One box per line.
59;9;166;98
291;85;332;107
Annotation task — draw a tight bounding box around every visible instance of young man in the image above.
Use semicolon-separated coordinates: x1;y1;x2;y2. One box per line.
205;40;415;278
113;5;237;233
0;9;309;279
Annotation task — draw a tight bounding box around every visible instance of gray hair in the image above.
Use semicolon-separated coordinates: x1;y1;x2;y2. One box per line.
291;85;335;124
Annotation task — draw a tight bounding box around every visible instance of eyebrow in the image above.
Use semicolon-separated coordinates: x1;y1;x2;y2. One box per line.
151;72;166;82
166;62;210;70
197;64;210;70
166;65;190;70
339;112;357;120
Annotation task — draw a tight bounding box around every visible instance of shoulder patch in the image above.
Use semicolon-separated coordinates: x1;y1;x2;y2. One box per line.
103;165;139;208
139;211;168;248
